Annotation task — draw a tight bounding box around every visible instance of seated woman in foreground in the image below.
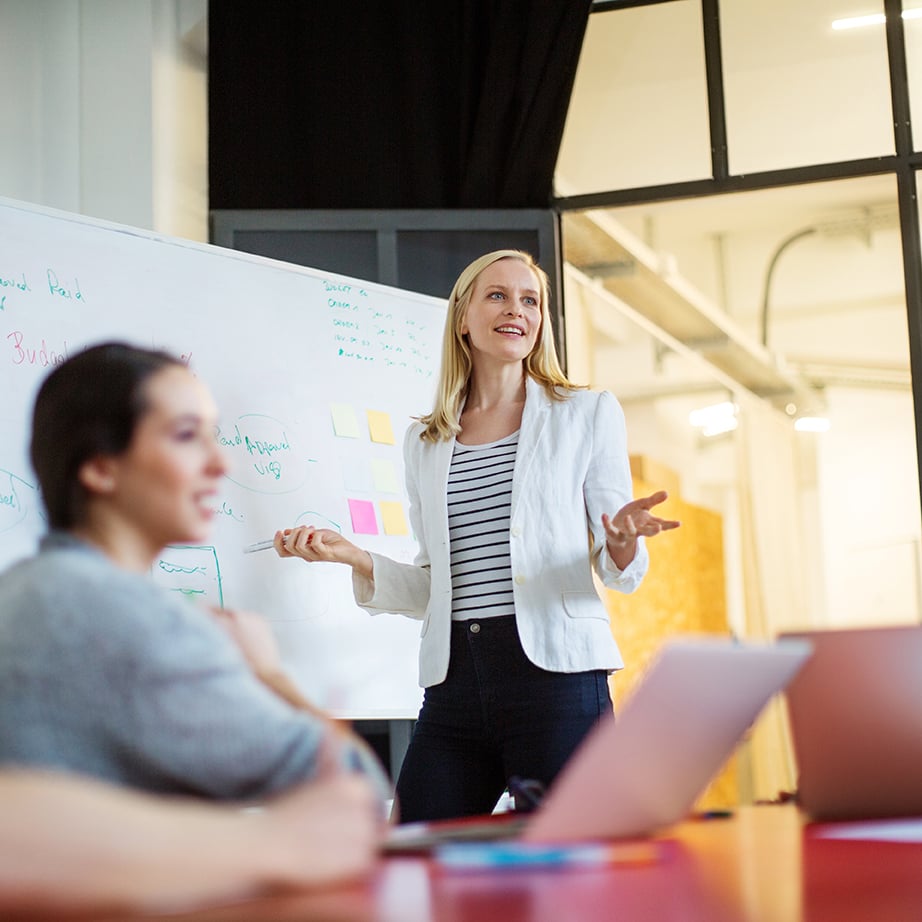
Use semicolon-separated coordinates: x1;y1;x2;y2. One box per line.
0;342;389;807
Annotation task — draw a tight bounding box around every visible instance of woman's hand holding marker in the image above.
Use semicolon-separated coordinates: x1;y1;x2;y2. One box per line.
274;527;374;580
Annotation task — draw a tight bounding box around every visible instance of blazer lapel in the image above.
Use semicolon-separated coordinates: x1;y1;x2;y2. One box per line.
424;434;455;540
511;377;552;512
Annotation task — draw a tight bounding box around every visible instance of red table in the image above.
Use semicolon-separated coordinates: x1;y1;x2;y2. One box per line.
7;805;922;921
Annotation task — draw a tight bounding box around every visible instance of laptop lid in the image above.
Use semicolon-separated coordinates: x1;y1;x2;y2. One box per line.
522;636;812;842
385;636;812;851
780;625;922;821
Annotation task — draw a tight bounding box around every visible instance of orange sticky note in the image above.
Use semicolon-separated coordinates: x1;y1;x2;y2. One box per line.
380;501;409;536
367;410;395;445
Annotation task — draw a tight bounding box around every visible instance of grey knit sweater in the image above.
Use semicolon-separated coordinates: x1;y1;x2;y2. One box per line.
0;532;387;801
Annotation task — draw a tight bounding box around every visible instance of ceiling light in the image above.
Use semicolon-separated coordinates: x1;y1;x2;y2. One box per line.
794;416;832;433
833;9;922;30
702;417;739;438
689;401;738;437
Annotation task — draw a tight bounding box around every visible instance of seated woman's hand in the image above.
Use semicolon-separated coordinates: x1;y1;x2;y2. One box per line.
208;607;282;677
263;771;384;887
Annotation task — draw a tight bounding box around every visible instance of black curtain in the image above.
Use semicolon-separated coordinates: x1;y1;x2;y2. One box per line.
208;2;592;210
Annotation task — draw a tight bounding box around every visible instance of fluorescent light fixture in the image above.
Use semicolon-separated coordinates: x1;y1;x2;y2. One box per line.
794;416;831;433
689;401;738;437
833;9;922;30
702;417;739;438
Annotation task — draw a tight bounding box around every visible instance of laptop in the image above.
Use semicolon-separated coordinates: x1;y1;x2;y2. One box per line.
780;624;922;822
385;635;812;850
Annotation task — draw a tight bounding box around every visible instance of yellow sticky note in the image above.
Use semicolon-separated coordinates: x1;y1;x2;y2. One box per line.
331;404;361;438
371;458;400;493
380;500;409;536
367;410;395;445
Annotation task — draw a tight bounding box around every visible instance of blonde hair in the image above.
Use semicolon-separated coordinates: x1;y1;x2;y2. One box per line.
418;250;581;442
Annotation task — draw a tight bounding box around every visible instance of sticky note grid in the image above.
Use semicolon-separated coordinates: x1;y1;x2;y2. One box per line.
333;404;407;539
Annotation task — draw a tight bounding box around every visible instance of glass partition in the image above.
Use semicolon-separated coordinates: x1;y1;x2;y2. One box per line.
556;1;711;194
563;174;919;631
721;0;894;173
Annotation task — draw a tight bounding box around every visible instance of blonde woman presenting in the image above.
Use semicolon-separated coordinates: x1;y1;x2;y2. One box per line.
276;250;679;822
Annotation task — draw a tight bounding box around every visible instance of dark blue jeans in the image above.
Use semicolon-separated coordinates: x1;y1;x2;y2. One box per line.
394;615;612;823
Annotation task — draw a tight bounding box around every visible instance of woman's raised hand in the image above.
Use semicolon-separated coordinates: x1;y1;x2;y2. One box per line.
602;490;680;565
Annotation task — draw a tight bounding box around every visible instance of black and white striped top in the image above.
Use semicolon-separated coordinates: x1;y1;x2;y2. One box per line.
447;430;518;621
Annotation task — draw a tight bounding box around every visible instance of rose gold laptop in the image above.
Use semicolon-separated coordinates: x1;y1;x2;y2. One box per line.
386;636;811;850
780;625;922;821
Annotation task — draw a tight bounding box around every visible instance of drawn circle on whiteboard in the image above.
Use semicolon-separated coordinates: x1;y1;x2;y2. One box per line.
218;414;308;495
294;510;343;533
0;469;34;534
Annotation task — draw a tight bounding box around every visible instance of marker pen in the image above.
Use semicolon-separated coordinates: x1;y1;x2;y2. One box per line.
434;841;662;871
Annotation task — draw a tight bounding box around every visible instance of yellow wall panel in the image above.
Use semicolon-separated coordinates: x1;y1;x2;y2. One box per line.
603;467;735;809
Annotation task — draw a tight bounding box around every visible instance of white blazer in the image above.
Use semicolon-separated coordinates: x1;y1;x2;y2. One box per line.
353;377;648;688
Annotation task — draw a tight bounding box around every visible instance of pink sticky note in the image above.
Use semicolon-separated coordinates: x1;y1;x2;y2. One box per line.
348;498;378;535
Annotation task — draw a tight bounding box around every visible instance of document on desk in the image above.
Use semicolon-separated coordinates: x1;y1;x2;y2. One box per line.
813;818;922;843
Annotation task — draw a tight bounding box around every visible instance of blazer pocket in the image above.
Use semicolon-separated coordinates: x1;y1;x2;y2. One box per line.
562;591;609;621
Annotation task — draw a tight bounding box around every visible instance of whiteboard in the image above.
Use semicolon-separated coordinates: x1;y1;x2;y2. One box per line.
0;196;447;718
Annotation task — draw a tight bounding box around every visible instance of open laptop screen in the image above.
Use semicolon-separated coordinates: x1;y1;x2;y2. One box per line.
781;625;922;821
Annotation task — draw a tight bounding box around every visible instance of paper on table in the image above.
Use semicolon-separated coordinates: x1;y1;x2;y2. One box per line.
813;818;922;843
